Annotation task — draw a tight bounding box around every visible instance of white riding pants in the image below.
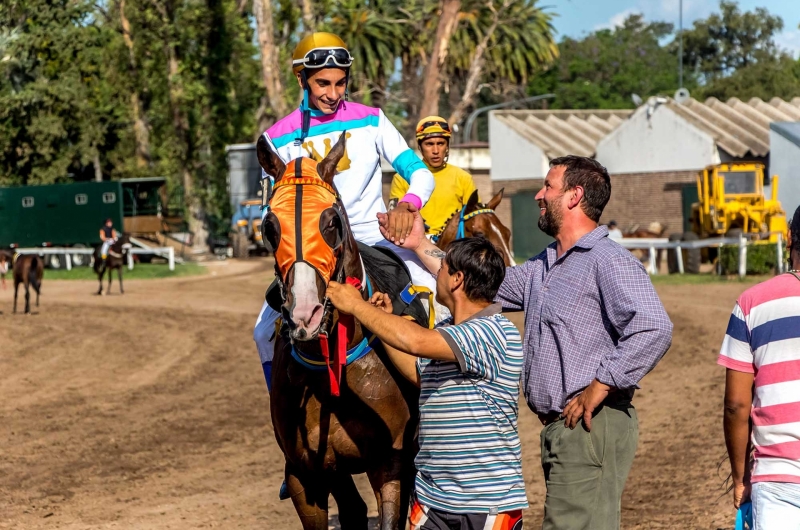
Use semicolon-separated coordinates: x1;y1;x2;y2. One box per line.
101;239;115;257
253;241;445;365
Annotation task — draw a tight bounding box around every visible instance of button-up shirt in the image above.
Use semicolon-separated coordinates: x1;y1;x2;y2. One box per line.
496;226;673;415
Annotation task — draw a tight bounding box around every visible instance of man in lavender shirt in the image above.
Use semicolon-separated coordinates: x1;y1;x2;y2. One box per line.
495;156;673;529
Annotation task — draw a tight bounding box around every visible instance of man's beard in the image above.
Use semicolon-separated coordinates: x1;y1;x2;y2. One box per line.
537;200;562;237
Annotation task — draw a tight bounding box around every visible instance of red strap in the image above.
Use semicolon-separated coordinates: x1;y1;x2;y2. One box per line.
322;276;362;397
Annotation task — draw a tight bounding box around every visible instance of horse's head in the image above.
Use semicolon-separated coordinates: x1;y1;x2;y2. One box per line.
438;189;514;266
257;133;352;341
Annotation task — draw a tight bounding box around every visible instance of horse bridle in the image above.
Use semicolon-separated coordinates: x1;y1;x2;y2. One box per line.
432;205;496;243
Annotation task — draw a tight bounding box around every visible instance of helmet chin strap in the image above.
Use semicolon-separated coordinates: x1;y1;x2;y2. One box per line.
296;68;350;146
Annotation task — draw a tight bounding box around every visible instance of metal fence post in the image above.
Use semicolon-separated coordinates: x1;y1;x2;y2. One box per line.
676;243;685;274
777;232;784;275
168;248;175;271
65;253;72;271
648;246;658;275
738;233;747;278
127;251;134;270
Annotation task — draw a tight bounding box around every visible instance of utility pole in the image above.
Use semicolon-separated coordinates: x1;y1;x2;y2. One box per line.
678;0;683;88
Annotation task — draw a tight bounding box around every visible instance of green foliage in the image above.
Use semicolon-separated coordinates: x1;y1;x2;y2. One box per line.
529;1;800;110
528;14;682;109
719;243;781;275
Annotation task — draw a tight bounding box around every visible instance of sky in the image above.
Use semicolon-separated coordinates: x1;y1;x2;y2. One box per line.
545;0;800;57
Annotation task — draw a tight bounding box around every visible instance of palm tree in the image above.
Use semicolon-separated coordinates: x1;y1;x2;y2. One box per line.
325;0;404;108
446;0;558;126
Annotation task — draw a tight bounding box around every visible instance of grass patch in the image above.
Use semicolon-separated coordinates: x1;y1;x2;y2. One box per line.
43;262;207;280
649;273;770;286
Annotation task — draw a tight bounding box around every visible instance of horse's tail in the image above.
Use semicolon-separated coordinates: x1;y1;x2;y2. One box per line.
28;256;42;290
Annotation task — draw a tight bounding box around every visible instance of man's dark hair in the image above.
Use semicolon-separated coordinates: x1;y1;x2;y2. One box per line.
444;238;506;303
791;204;800;260
549;155;611;222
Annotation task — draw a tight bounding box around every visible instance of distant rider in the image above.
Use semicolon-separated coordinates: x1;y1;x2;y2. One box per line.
253;32;436;391
389;116;478;239
99;218;118;260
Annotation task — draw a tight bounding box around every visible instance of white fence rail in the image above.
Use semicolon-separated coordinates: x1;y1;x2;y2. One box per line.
617;233;786;277
14;246;176;271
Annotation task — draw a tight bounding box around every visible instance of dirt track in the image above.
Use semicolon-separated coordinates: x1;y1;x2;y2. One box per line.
0;259;746;529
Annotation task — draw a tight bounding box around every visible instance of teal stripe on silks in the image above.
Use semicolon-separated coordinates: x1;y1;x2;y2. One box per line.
392;149;427;182
272;115;380;148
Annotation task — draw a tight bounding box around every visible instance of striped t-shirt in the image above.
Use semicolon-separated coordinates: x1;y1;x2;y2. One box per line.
415;303;528;514
718;272;800;484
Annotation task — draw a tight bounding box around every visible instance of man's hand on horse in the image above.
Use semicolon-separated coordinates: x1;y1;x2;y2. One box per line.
562;379;611;430
377;203;425;250
327;281;365;315
369;292;393;314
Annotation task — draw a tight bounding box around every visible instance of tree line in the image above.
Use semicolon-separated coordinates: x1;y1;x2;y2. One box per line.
0;0;797;234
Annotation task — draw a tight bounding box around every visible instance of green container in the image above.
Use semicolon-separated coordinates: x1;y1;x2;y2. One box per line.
511;190;553;260
0;182;124;248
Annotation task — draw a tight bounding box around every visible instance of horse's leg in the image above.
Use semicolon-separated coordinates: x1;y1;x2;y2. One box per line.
330;472;368;530
118;266;124;294
107;267;113;294
285;462;331;530
367;461;404;530
24;280;30;314
13;281;18;313
97;268;103;295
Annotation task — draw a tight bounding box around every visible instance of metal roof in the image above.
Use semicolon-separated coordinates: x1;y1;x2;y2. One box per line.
667;96;800;158
491;109;634;158
771;121;800;148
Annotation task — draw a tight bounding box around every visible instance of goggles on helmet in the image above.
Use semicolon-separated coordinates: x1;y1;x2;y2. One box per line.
293;47;354;70
417;120;451;134
416;119;451;142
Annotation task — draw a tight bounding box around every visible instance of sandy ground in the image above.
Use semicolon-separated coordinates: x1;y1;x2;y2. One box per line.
0;259;745;529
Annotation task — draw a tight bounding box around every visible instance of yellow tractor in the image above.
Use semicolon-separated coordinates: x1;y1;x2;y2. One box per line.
691;162;788;242
672;163;788;273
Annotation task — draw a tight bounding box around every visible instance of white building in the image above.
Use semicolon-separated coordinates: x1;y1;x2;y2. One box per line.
770;122;800;220
594;96;800;234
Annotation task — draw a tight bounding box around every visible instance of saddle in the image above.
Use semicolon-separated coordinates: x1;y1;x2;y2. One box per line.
265;243;429;328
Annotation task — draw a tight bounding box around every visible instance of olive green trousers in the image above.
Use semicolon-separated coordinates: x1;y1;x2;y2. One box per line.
540;403;639;530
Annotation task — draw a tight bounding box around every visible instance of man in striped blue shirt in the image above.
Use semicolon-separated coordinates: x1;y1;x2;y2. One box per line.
328;237;527;530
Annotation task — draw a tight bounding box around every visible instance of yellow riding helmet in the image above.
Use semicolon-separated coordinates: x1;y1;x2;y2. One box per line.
416;116;452;142
292;33;353;74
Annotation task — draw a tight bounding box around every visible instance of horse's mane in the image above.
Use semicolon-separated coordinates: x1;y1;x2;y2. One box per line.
439;200;492;233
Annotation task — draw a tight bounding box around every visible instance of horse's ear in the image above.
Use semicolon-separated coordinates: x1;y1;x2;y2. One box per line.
486;188;504;210
257;135;286;181
317;131;347;185
465;189;480;212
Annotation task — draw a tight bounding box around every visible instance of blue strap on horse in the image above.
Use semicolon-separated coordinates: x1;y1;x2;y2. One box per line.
735;501;752;530
456;205;495;239
290;275;376;371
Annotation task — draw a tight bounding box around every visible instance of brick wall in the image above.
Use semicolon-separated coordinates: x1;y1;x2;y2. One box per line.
601;171;697;234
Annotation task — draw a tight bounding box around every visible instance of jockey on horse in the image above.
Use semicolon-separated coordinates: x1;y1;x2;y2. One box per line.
389;116;479;240
253;32;438;390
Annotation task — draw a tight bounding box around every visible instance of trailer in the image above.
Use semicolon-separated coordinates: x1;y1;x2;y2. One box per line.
0;178;177;268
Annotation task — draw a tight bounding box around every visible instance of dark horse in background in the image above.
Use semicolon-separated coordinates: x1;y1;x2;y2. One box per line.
434;188;514;265
257;133;420;530
93;234;131;295
0;252;44;314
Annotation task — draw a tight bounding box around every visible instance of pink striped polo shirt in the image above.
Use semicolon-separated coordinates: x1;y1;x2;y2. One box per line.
718;273;800;484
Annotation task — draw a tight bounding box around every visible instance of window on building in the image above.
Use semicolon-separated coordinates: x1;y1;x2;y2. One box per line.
103;192;116;204
75;194;88;205
22;197;34;208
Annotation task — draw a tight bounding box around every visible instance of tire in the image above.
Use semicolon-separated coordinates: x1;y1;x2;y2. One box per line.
232;232;250;259
667;233;683;274
682;232;701;274
71;244;88;267
47;253;63;269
